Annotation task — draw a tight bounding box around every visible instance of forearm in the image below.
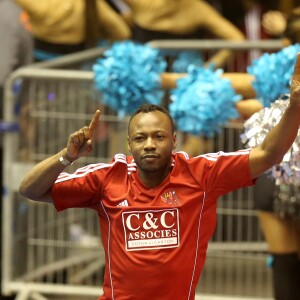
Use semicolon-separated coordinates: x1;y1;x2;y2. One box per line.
221;73;256;99
262;103;300;159
160;73;186;89
250;53;300;177
235;99;263;119
19;110;100;202
204;49;232;69
250;102;300;177
19;148;71;202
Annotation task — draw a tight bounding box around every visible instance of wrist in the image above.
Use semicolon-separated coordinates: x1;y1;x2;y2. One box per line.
59;149;76;166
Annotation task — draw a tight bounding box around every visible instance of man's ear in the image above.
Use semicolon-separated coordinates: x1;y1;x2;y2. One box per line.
172;133;177;150
127;136;131;153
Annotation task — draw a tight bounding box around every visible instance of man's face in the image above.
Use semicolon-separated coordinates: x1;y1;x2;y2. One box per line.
127;110;177;174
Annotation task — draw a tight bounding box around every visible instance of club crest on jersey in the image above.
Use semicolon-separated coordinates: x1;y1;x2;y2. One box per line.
160;190;181;206
122;208;180;251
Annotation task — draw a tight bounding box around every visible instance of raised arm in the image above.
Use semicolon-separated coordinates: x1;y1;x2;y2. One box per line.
19;110;101;203
249;54;300;178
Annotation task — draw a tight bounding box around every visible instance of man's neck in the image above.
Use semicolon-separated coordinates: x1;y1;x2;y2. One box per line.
138;167;171;188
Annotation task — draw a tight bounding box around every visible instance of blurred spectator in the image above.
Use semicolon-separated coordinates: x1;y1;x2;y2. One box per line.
0;0;33;99
0;0;32;139
15;0;131;60
207;0;280;64
122;0;245;69
0;1;33;299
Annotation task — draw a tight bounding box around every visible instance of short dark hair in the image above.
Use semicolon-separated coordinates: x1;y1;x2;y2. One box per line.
128;104;175;133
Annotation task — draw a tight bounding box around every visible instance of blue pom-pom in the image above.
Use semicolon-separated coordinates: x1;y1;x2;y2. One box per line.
247;44;300;107
169;65;241;137
171;51;204;73
93;41;167;116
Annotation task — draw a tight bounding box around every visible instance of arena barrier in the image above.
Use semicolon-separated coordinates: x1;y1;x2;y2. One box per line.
2;40;283;299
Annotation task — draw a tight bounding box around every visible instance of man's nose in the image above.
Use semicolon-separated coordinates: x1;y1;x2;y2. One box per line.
144;137;156;149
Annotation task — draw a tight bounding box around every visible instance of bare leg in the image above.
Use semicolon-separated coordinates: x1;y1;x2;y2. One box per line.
258;211;300;300
258;211;299;253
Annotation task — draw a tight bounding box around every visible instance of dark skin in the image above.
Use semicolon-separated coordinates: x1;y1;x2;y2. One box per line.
127;110;177;188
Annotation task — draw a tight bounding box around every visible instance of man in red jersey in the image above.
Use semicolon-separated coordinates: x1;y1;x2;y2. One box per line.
19;54;300;299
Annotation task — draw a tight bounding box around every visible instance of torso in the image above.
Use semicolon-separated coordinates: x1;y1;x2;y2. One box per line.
52;150;253;299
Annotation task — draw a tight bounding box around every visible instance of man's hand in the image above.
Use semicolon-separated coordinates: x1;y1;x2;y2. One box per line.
64;110;101;161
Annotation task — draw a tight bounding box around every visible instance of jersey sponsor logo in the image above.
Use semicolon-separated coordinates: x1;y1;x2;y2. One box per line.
122;208;180;251
160;190;181;206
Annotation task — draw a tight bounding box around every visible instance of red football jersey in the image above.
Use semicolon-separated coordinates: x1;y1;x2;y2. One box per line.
52;150;254;299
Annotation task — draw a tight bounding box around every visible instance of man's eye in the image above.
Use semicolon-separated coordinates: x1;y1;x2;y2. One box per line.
134;136;144;142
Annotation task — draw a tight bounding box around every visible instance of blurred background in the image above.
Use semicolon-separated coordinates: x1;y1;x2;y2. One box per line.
1;0;300;299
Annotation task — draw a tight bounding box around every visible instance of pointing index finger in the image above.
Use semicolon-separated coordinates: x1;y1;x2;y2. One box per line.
89;110;101;134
